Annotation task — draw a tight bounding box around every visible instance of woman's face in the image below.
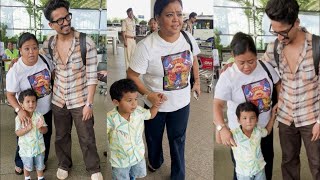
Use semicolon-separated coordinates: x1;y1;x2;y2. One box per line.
157;1;183;36
234;50;257;75
19;39;39;66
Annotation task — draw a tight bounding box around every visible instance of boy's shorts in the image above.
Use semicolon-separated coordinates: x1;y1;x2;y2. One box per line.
112;159;147;180
236;168;266;180
21;153;45;171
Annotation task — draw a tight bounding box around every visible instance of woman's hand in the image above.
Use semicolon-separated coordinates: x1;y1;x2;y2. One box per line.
148;92;167;107
191;82;201;98
220;128;237;147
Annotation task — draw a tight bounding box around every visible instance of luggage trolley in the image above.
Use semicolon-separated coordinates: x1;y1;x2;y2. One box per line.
197;50;213;93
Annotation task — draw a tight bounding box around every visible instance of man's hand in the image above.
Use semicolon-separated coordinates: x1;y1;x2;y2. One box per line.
82;106;93;121
220;128;237;147
311;122;320;141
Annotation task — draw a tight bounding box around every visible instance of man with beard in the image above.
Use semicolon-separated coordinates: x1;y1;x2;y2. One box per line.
262;0;320;179
42;0;103;179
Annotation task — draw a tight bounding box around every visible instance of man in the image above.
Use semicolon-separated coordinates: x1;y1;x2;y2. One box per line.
42;0;103;180
182;12;197;35
262;0;320;179
122;8;136;70
4;41;19;59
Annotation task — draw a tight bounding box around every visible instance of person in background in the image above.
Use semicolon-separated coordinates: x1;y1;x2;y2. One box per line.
5;41;19;60
127;0;201;179
122;8;136;70
147;18;158;35
182;12;197;35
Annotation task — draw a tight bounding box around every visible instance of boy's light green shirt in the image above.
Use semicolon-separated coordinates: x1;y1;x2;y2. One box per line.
107;106;151;168
231;126;267;177
15;111;47;157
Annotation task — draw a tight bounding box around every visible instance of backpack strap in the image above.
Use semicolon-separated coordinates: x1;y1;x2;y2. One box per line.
259;60;274;84
39;54;50;71
312;34;320;76
273;39;279;69
79;32;87;65
181;30;193;52
48;35;55;61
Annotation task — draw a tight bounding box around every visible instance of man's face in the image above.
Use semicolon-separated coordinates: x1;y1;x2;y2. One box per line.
269;20;299;45
49;7;72;35
191;16;197;23
127;10;134;19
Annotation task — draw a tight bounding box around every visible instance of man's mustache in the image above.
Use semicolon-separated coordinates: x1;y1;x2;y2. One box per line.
60;23;71;30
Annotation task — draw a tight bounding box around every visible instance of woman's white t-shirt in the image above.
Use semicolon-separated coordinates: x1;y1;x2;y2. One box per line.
214;61;280;129
130;31;201;112
6;55;53;115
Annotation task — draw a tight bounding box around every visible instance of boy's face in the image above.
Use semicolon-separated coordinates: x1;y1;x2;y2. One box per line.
113;92;138;115
21;95;37;113
238;111;258;132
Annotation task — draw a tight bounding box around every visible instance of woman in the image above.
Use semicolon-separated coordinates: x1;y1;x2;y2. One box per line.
127;0;201;179
6;32;53;175
213;32;280;180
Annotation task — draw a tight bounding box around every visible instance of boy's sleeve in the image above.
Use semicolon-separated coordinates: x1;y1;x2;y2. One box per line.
15;116;22;131
139;106;151;120
106;112;112;135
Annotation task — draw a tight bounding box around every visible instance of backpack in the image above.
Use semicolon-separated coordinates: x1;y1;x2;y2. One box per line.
259;60;278;107
273;34;320;75
181;30;195;88
48;32;87;65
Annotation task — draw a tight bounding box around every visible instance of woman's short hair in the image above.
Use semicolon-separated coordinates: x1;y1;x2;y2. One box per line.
230;32;257;57
18;32;39;48
154;0;183;18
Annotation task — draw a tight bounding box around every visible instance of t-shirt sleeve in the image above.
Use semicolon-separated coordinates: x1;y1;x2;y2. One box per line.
6;66;20;93
214;72;232;101
187;32;201;56
15;116;22;131
129;42;149;74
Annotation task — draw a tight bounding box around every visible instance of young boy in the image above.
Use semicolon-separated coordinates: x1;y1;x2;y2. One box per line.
15;89;48;180
232;102;276;180
107;79;162;180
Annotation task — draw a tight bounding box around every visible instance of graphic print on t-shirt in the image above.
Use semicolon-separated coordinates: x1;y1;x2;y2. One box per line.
27;69;51;98
162;50;192;91
241;78;271;113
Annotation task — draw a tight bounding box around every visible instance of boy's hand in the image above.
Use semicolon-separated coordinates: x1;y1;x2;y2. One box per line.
25;122;32;131
36;118;44;129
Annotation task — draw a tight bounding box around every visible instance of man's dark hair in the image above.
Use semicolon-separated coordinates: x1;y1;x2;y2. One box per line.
18;89;38;103
126;8;132;13
43;0;70;22
154;0;183;18
230;32;257;57
265;0;299;25
236;102;259;119
18;32;39;49
109;79;138;101
189;12;197;19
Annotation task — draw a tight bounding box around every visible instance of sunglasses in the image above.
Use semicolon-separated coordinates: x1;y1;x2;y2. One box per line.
269;24;294;39
51;13;72;26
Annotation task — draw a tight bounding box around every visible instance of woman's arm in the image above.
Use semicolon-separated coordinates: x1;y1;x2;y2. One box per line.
127;68;165;107
213;98;237;147
192;55;201;96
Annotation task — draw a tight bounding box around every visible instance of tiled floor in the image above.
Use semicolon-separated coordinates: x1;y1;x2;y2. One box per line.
0;44;214;180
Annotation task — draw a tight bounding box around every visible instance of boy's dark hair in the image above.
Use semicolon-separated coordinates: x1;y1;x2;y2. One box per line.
18;32;39;49
189;12;197;19
18;89;38;103
110;79;138;101
43;0;70;22
236;102;259;119
265;0;299;25
230;32;257;57
154;0;183;18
